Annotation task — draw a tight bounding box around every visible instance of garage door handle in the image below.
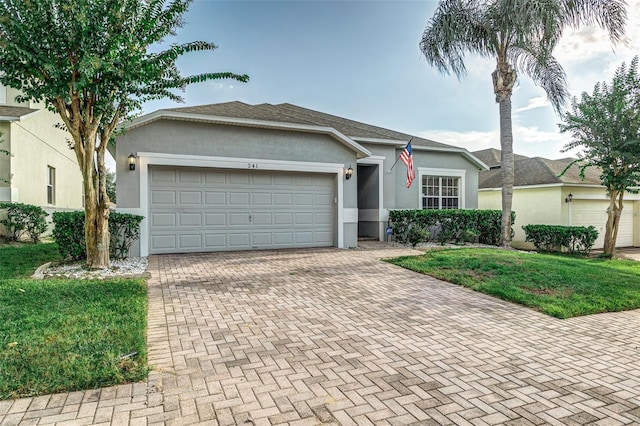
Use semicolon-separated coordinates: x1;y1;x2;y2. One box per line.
249;214;252;223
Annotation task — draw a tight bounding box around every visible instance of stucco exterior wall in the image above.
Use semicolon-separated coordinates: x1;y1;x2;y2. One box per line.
117;119;360;255
8;111;83;209
479;186;562;249
117;120;357;208
479;185;639;249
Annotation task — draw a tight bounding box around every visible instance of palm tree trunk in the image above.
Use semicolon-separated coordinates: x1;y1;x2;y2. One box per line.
498;96;514;247
603;190;623;256
493;59;517;247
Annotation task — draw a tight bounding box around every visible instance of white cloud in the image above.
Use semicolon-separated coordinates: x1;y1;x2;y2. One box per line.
418;124;578;160
515;96;550;113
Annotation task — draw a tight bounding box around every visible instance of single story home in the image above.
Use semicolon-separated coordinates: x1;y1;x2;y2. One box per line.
113;102;487;256
474;148;640;249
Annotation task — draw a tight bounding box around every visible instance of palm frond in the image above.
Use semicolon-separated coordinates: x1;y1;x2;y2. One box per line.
420;0;494;78
509;46;569;112
561;0;627;43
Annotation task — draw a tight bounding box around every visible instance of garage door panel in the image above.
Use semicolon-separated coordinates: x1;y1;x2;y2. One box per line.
205;192;226;205
274;213;293;225
179;234;202;248
151;168;177;183
151;212;176;227
179;191;202;205
315;194;333;205
572;200;633;248
295;194;313;205
179;213;202;227
274;175;293;186
179;170;202;184
295;232;313;244
229;172;250;185
204;171;226;184
204;234;226;248
151;190;176;205
149;166;335;254
295;213;313;224
205;213;226;226
274;193;293;205
274;232;293;244
229;233;250;247
229;192;250;205
229;213;250;226
151;234;176;251
252;233;272;246
252;174;272;185
253;193;272;205
252;212;272;225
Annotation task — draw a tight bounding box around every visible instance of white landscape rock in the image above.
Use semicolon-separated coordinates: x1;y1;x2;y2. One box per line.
35;257;149;280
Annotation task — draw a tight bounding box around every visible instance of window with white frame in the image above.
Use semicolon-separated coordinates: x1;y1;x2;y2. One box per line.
47;166;55;205
419;168;465;210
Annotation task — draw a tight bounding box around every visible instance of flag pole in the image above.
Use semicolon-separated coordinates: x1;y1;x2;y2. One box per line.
388;138;412;173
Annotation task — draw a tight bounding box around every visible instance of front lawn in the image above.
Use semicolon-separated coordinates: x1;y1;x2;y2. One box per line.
0;243;148;399
388;248;640;319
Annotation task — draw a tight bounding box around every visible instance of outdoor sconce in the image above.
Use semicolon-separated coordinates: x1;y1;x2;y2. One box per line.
128;153;136;171
345;165;353;180
565;193;573;203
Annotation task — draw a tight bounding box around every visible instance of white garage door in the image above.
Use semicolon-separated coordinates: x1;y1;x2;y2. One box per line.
571;200;633;248
148;166;336;254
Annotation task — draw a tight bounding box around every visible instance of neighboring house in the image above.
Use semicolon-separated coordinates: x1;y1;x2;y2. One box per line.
113;101;487;256
474;148;640;249
0;84;83;214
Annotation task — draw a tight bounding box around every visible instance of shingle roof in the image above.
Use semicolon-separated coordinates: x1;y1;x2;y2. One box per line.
0;105;39;120
472;148;530;167
473;149;602;188
165;101;453;149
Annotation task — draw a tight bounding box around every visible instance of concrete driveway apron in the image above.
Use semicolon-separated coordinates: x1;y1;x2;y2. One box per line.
2;242;640;425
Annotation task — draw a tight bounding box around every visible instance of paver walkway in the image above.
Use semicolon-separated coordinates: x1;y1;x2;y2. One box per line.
3;243;640;425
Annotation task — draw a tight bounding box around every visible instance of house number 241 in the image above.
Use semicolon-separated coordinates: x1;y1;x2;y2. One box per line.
247;163;259;169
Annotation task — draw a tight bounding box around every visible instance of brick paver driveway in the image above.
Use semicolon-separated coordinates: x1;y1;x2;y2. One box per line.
3;243;640;425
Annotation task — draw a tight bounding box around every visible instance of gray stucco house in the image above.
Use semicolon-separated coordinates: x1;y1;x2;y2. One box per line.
113;102;487;256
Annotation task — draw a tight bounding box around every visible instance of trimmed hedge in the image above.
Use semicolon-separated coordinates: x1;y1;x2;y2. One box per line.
0;202;49;243
52;211;144;261
388;209;514;247
522;224;598;255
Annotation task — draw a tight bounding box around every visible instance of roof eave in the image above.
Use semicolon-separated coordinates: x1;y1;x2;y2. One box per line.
120;110;372;159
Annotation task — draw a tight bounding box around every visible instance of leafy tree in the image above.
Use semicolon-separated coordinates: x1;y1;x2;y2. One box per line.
106;170;116;204
559;57;640;257
0;0;248;267
420;0;626;247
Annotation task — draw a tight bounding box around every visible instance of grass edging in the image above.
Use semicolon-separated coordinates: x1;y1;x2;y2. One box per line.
387;248;640;319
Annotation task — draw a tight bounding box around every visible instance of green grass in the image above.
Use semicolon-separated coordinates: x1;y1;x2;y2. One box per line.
0;243;148;399
388;248;640;319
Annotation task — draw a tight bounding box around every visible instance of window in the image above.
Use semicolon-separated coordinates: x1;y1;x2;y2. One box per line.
47;166;55;205
422;175;460;209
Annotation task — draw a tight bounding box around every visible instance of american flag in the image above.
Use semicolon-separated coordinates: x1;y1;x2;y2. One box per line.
399;141;415;188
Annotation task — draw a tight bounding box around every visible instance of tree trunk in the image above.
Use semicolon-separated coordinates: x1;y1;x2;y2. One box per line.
603;190;623;256
492;59;517;248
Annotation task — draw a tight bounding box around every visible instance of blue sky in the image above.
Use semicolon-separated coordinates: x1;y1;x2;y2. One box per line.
140;0;640;160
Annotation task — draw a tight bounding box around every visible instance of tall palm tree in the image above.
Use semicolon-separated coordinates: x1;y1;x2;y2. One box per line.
420;0;626;247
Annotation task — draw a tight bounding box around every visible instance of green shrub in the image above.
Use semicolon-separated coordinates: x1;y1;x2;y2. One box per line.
52;211;144;261
51;211;86;260
0;202;49;243
522;224;598;255
388;209;514;246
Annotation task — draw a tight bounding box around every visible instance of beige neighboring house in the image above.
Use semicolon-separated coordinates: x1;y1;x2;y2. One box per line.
0;85;83;225
474;148;640;250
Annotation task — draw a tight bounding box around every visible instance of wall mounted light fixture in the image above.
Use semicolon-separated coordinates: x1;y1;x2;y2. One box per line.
128;153;136;171
565;193;573;203
345;165;353;180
